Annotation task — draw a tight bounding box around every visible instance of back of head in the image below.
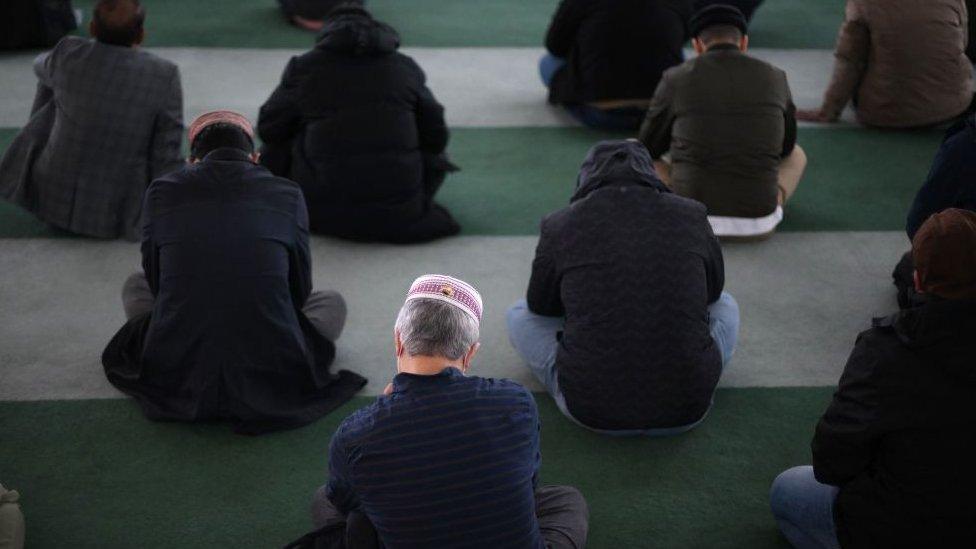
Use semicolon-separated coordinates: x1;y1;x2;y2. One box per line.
690;4;747;49
317;4;400;56
189;123;254;162
395;299;480;360
187;111;256;162
912;208;976;300
92;0;145;47
396;275;483;360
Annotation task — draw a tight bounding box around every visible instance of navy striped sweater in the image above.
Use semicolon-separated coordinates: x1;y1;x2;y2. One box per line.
326;367;544;548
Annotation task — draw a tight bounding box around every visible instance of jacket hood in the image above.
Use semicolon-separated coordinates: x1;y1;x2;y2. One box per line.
316;9;399;56
571;140;670;202
882;298;976;383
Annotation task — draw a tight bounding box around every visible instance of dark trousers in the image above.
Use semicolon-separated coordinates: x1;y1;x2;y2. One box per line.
122;273;348;342
311;485;589;549
277;0;363;20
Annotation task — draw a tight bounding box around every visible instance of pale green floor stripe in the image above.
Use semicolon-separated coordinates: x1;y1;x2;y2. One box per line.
0;231;908;400
0;47;883;128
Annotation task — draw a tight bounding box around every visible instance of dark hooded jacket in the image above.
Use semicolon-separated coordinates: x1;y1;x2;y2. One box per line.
812;298;976;547
527;141;725;431
102;149;366;435
544;0;692;105
257;8;459;244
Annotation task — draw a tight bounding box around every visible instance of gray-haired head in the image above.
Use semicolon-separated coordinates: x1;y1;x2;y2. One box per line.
394;298;481;360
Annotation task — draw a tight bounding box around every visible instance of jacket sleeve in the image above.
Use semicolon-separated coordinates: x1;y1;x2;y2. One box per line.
820;0;870;119
140;186;161;297
31;50;54;115
781;72;798;157
811;333;882;486
545;0;586;57
258;57;303;145
703;219;725;304
148;67;185;181
413;64;449;155
289;190;313;309
325;430;361;515
639;74;676;159
526;221;565;317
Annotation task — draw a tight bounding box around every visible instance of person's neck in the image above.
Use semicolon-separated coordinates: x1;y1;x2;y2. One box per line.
398;354;463;376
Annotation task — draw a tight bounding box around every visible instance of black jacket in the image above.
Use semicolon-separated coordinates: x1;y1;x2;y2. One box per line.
277;0;361;20
812;298;976;547
258;10;459;243
0;0;76;50
527;141;725;430
906;113;976;239
102;149;366;435
544;0;692;105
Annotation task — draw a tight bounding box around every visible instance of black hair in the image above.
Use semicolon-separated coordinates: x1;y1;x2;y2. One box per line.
92;0;145;47
190;123;254;161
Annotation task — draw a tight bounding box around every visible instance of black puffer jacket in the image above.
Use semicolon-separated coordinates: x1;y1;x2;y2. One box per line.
258;8;459;243
526;141;725;431
545;0;692;105
813;298;976;548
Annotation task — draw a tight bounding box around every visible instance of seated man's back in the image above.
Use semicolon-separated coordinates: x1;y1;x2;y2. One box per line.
329;371;544;547
103;113;365;434
808;0;973;128
258;6;458;244
523;141;728;431
0;1;183;239
544;0;691;106
640;9;801;224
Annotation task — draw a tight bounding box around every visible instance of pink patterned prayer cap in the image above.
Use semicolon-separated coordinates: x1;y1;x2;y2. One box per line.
405;275;483;324
187;110;254;145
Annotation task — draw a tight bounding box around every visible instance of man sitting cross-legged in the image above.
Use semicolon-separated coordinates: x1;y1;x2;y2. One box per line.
102;111;366;435
0;0;183;239
540;0;693;131
312;275;589;548
771;208;976;548
639;4;806;240
798;0;973;128
507;141;739;436
258;5;460;244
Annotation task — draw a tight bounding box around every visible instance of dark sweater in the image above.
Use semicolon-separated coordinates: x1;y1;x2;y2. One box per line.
102;149;366;434
813;298;976;547
527;141;725;431
327;368;544;548
906;113;976;239
544;0;692;105
639;44;796;218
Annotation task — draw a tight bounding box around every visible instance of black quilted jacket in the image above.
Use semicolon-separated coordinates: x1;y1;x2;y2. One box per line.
527;141;725;430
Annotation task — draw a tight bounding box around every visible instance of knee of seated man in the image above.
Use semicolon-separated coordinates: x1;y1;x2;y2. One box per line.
769;466;813;517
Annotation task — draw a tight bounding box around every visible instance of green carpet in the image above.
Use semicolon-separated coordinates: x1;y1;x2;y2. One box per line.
66;0;845;49
0;126;941;237
0;388;831;548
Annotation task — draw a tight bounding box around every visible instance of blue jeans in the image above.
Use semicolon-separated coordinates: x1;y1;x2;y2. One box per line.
506;292;740;436
539;54;646;131
770;466;841;549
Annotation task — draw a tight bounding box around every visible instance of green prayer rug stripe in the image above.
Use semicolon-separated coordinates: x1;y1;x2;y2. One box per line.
0;126;940;238
65;0;845;49
0;388;829;548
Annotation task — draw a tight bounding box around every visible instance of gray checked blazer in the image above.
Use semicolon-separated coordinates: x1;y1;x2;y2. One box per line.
0;36;183;239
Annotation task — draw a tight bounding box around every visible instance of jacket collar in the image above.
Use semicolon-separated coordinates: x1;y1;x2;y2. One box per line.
202;148;253;163
705;43;741;53
391;367;464;393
